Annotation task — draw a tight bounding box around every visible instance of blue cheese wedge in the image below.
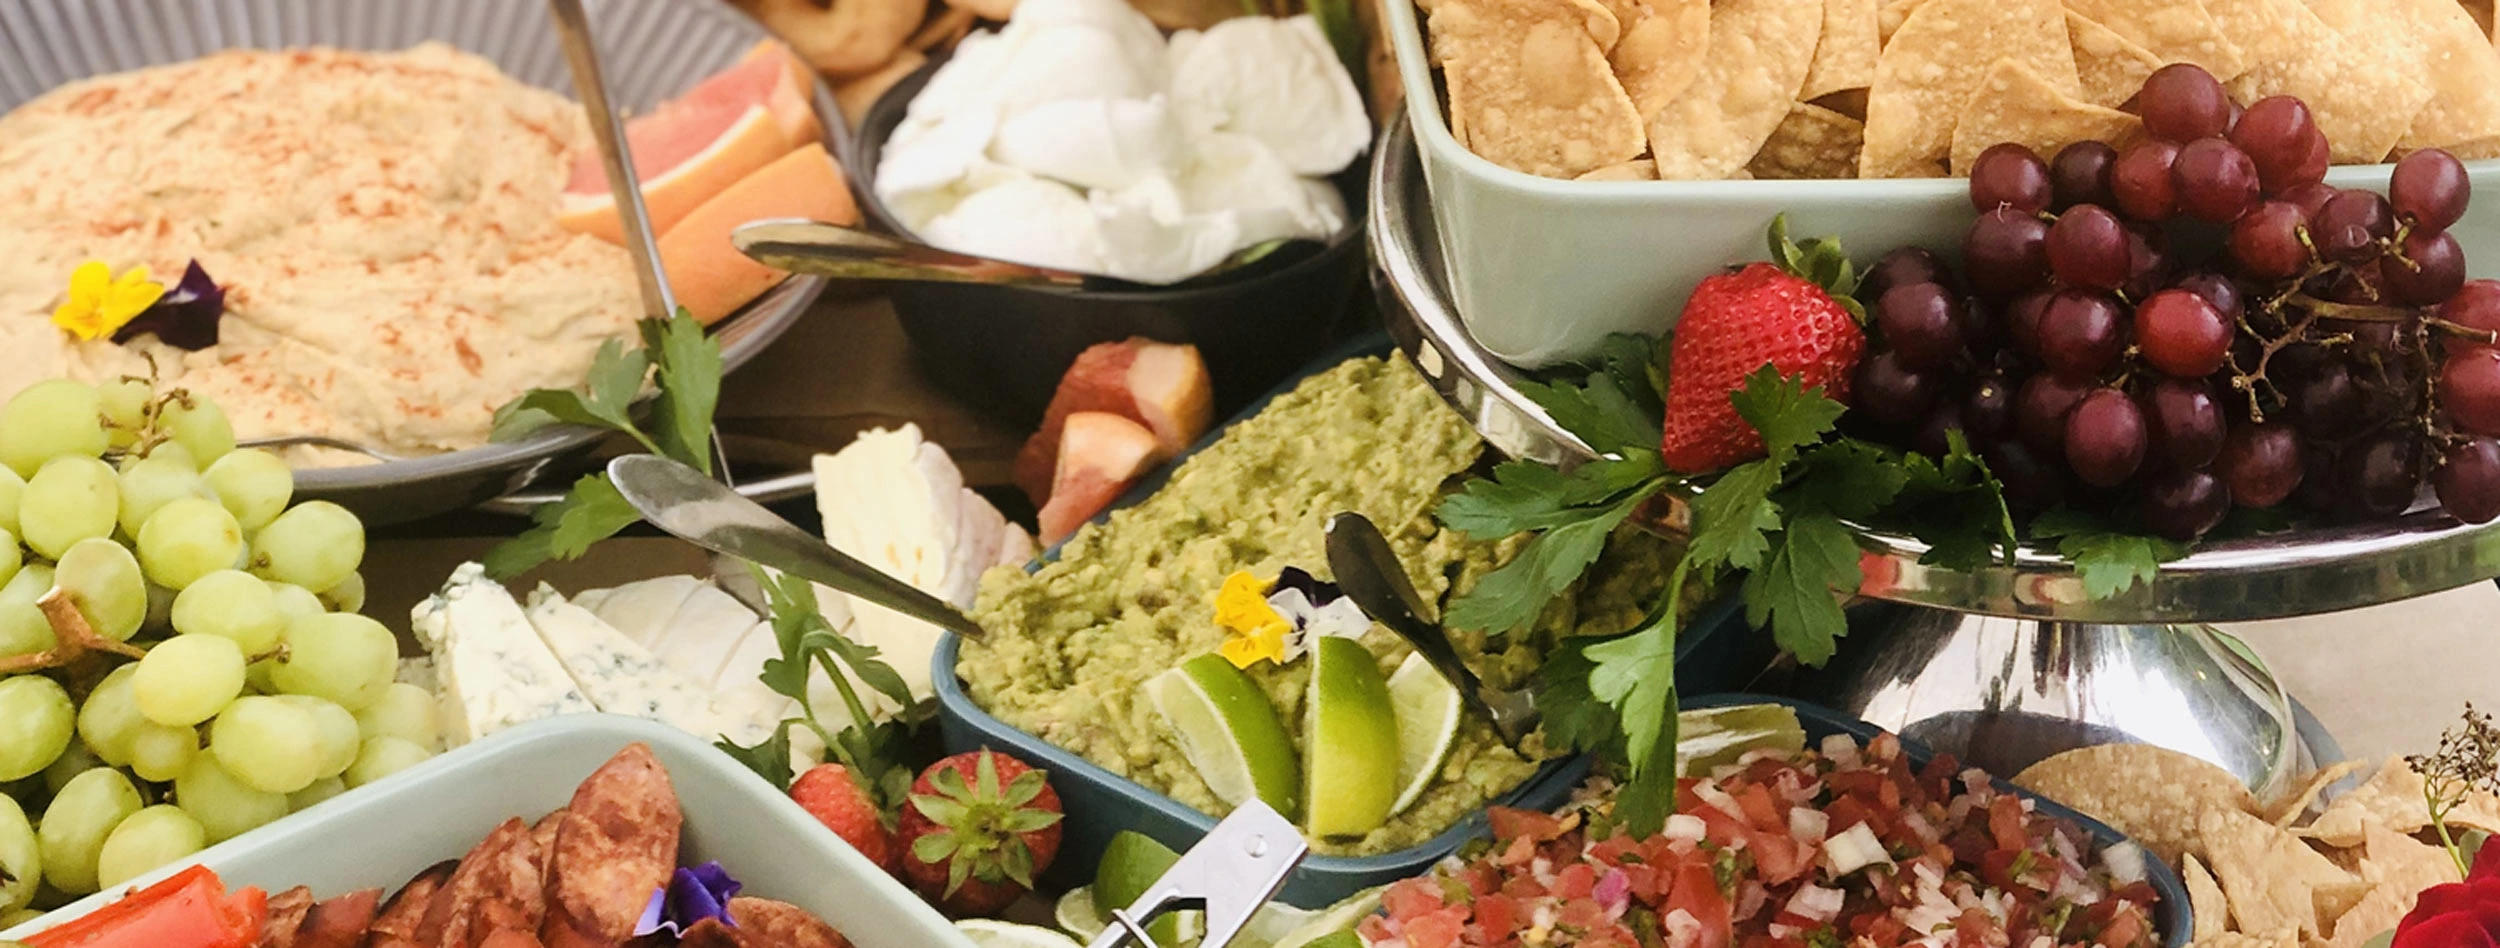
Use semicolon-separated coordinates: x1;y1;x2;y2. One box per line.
523;585;775;746
410;563;594;747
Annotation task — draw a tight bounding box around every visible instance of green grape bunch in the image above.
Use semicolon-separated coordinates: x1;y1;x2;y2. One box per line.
0;377;438;921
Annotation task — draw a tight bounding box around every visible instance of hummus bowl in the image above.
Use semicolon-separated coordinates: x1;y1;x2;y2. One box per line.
0;0;844;525
933;336;1760;909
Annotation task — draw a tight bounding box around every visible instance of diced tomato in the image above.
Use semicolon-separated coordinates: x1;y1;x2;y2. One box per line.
1487;807;1565;843
1951;907;2010;948
1987;794;2029;852
1733;784;1783;831
1850;911;1912;947
1501;874;1547;899
1664;862;1733;948
1473;893;1522;940
1978;849;2025;891
1823;795;1882;839
1591;834;1643;866
1357;915;1398;945
2095;905;2149;948
1556;863;1598;900
1558;897;1608;930
1621;862;1664;901
1381;879;1447;920
1493;833;1536;868
1408;909;1469;948
1746;830;1811;886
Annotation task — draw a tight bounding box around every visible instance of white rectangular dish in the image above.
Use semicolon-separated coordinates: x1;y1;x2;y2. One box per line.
0;715;976;948
1379;0;2500;368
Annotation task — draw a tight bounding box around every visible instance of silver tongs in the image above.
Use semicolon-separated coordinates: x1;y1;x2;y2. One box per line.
1088;801;1308;948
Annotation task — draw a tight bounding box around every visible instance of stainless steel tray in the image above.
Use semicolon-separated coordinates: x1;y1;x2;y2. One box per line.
1370;118;2500;624
0;0;845;526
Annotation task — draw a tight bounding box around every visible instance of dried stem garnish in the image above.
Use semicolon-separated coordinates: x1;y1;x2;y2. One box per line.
2408;703;2500;879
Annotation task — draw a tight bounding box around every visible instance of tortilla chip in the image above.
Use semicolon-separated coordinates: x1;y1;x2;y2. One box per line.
1800;0;1879;100
2469;0;2497;38
1646;0;1824;179
2066;11;2163;108
2266;760;2369;826
2205;0;2434;164
2312;881;2377;934
1859;0;2076;177
2310;0;2500;153
1749;103;1864;178
2296;758;2500;846
2200;806;2355;938
1585;0;1644;50
1577;159;1660;180
1611;0;1711;120
1948;58;2144;174
2441;135;2500;160
2183;854;2230;942
2320;883;2419;948
1876;0;1926;46
2190;932;2298;948
2359;819;2461;893
2061;0;2250;81
1431;0;1649;178
2013;743;2257;867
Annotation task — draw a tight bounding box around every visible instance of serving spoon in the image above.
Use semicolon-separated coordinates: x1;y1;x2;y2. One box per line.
732;219;1314;290
1323;512;1540;749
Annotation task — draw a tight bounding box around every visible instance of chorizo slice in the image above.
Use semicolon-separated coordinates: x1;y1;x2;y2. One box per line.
673;919;744;948
728;897;851;948
260;885;313;948
292;887;379;948
365;860;455;948
477;931;547;948
431;818;548;948
540;744;681;948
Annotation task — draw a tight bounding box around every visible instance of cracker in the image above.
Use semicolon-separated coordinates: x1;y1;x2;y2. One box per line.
2310;0;2500;153
2066;11;2163;108
2198;806;2355;938
1859;0;2076;178
1749;102;1865;178
1948;58;2144;174
1431;0;1649;178
2061;0;2250;81
2182;854;2230;943
1800;0;1879;101
1646;0;1824;179
1610;0;1711;120
2013;742;2257;867
2204;0;2433;163
1577;159;1660;180
2264;759;2369;826
1876;0;1926;46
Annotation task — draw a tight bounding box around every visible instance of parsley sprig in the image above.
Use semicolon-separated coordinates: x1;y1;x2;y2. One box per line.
716;566;921;807
482;312;722;579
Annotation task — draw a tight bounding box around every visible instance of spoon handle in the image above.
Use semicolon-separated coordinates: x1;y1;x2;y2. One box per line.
732;219;1091;289
546;0;677;321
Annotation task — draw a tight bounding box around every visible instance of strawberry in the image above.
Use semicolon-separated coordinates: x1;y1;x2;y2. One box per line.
790;764;898;874
895;750;1064;916
1658;219;1867;473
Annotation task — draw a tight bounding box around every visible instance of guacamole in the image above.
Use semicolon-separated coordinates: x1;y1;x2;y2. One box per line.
964;356;1678;856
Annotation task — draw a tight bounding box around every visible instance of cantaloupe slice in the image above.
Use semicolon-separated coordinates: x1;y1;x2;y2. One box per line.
558;42;820;245
1037;412;1164;545
659;142;859;325
1014;339;1214;504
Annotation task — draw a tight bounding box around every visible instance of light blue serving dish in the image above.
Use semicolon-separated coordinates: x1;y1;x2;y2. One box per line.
930;334;1759;908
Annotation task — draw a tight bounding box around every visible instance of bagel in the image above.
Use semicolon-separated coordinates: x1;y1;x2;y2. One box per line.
741;0;928;78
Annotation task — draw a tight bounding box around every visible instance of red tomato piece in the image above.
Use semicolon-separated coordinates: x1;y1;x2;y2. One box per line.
1556;863;1598;900
1987;794;2029;853
1473;893;1523;941
1488;807;1565;843
22;866;264;948
1665;862;1733;948
1382;879;1447;920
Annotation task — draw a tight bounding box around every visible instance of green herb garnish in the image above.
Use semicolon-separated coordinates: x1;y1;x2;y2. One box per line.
717;566;920;806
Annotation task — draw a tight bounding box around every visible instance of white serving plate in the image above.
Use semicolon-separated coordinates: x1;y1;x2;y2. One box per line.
0;715;976;948
1380;0;2500;368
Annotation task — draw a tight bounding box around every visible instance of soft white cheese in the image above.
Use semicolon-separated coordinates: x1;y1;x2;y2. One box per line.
523;585;774;746
579;574;707;650
410;563;593;748
1166;16;1369;176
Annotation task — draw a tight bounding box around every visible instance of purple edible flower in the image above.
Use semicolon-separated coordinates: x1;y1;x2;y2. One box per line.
1271;566;1346;606
111;260;223;351
632;861;742;938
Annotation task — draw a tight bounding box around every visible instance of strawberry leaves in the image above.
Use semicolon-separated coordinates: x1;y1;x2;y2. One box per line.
1767;214;1864;323
908;753;1063;894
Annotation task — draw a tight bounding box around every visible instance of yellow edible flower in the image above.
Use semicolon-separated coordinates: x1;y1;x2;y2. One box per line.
1214;571;1292;669
52;261;165;341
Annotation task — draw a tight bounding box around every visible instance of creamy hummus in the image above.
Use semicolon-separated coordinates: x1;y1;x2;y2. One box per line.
965;357;1682;857
0;45;641;464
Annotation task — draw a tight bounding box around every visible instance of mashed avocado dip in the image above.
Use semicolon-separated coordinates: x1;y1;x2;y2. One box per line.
964;356;1682;857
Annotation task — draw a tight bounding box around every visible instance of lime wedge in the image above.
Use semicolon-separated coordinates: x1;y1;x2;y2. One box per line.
1385;653;1461;818
1147;654;1300;817
955;920;1086;948
1261;885;1385;948
1303;636;1401;838
1052;888;1108;940
1676;703;1809;776
1092;831;1201;945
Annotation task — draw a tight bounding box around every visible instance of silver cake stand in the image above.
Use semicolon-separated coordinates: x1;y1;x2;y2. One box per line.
1367;120;2480;795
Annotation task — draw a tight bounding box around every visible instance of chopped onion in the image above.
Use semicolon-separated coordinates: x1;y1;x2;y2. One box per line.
1663;813;1708;842
1788;806;1830;843
1819;733;1860;767
1822;822;1894;877
1594;867;1630;916
1785;883;1846;924
2104;840;2149;884
1690;780;1747;821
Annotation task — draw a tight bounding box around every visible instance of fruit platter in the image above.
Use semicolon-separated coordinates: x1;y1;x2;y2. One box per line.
9;1;2500;948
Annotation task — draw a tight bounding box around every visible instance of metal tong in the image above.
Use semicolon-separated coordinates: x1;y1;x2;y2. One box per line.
1086;801;1308;948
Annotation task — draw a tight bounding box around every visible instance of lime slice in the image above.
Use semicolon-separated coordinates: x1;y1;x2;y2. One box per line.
1385;653;1461;818
1053;887;1108;941
1676;703;1809;776
1261;885;1384;948
955;919;1086;948
1147;654;1300;816
1303;636;1401;838
1092;831;1201;945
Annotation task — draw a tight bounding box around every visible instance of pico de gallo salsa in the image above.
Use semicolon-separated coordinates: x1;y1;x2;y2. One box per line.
1361;733;2162;948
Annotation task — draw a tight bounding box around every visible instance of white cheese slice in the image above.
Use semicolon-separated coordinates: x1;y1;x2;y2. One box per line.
409;564;593;748
523;585;774;747
582;574;707;650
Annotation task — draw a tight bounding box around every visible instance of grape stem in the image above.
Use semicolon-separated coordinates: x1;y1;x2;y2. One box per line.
0;590;150;674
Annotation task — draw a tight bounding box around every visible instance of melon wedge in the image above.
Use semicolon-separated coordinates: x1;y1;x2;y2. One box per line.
558;41;820;245
1014;339;1214;504
660;142;859;325
1037;412;1164;545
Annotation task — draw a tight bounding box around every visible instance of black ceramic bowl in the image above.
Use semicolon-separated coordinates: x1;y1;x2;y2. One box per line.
852;60;1370;426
